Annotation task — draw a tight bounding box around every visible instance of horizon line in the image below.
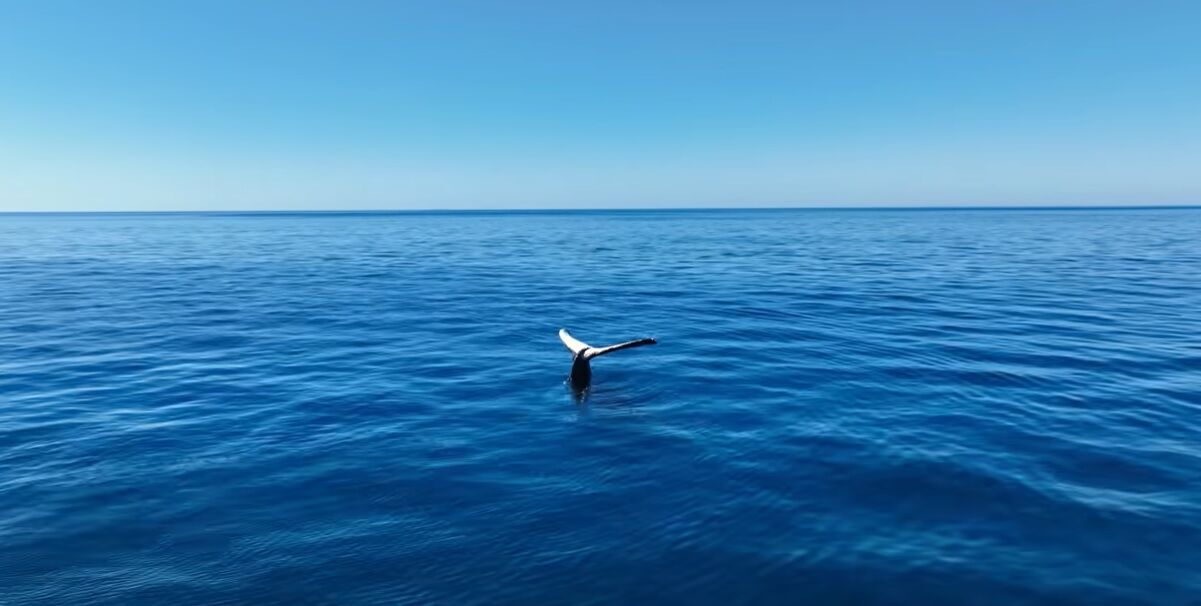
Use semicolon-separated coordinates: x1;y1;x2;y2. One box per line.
2;203;1200;215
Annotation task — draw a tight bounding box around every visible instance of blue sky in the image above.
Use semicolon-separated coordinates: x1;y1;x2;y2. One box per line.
2;1;1199;210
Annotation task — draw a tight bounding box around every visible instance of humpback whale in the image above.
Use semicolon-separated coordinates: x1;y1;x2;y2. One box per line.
559;328;657;389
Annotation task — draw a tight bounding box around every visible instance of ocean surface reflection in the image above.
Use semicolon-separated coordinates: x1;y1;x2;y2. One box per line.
1;209;1199;605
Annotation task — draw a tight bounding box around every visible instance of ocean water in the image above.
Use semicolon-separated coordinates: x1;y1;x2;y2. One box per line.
1;208;1200;605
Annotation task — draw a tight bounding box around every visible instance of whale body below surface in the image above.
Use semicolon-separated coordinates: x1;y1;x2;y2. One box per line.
559;328;657;389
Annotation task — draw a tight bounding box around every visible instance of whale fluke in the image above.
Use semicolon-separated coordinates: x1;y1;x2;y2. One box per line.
559;328;657;388
558;329;591;356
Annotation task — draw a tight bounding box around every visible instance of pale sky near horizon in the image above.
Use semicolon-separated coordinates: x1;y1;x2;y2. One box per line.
2;1;1199;211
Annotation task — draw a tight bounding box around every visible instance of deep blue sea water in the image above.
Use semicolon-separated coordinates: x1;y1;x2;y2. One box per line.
2;208;1200;605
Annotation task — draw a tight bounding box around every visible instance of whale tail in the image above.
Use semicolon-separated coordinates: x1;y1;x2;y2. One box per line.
558;328;657;360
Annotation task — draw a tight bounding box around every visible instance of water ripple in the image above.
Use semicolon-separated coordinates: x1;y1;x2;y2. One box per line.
2;209;1200;605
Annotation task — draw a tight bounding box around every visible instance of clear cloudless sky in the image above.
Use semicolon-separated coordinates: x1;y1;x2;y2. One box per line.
1;0;1199;211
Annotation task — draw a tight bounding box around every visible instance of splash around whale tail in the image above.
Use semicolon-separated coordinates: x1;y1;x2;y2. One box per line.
559;328;657;360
